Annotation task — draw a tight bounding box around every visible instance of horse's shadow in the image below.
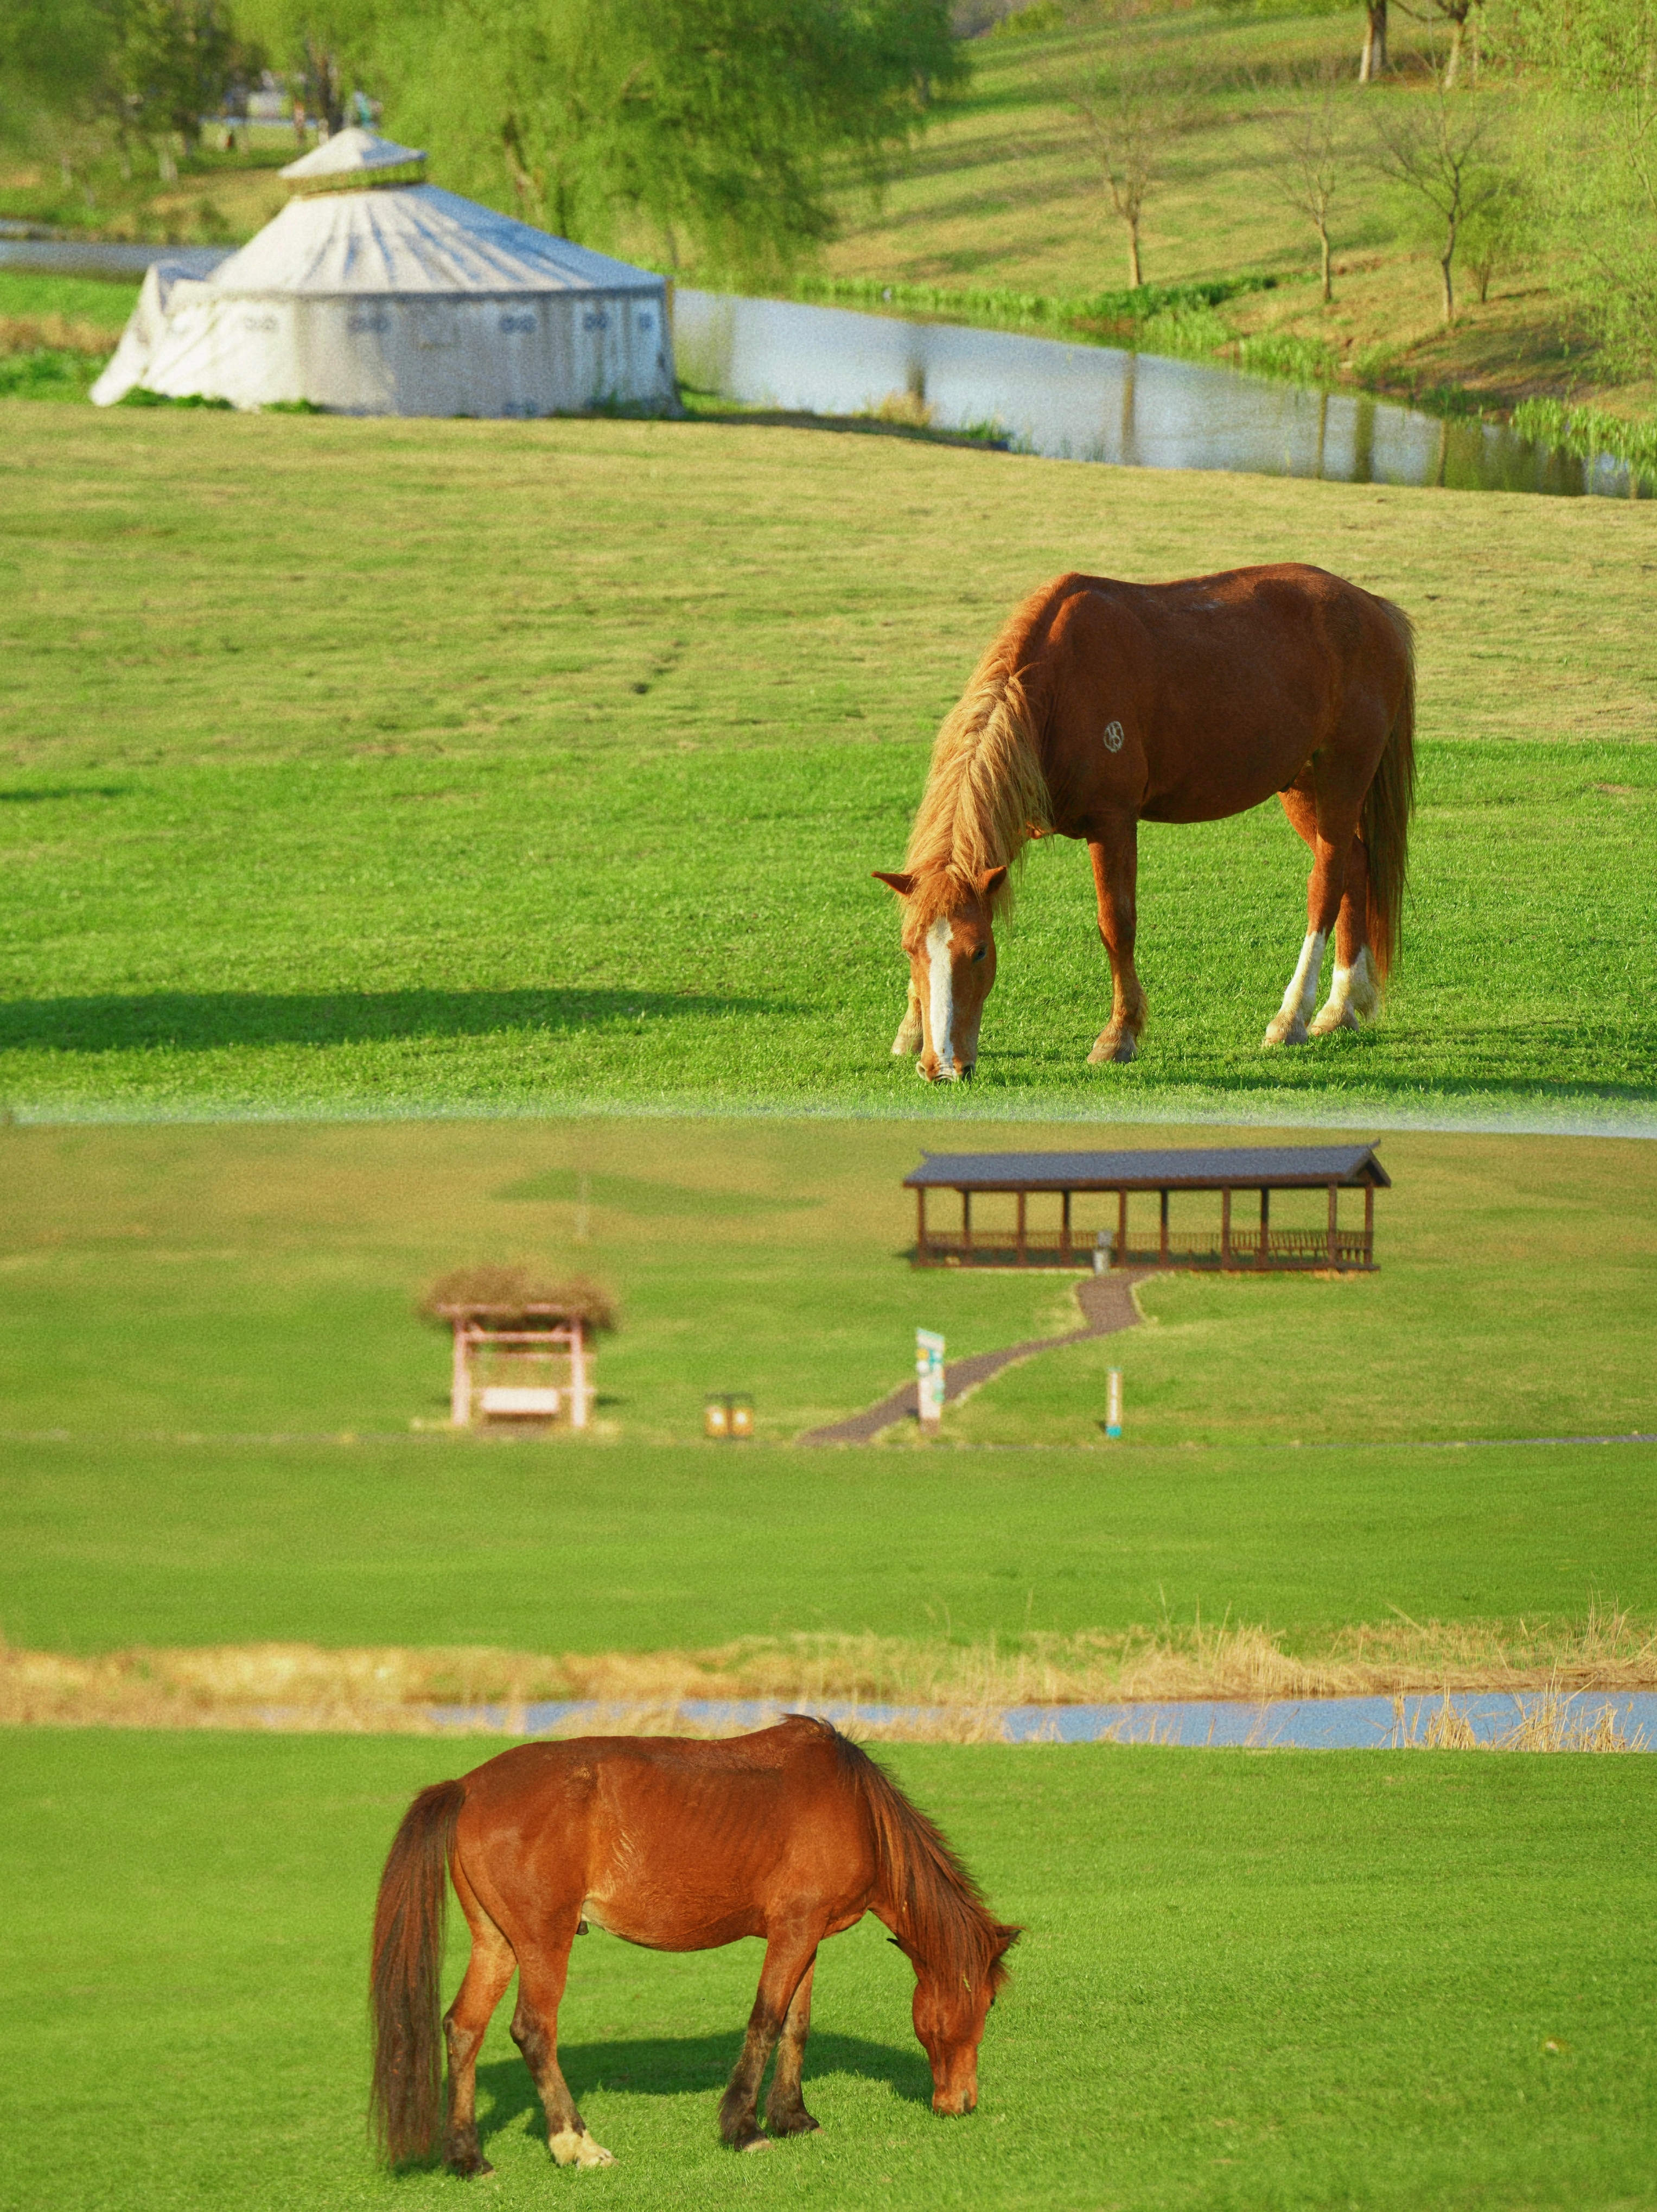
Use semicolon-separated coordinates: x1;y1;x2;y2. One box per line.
473;2028;932;2142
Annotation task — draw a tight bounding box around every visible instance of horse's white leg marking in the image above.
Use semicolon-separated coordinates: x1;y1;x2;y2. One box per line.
891;979;923;1057
925;916;957;1079
1263;930;1326;1048
550;2126;615;2169
1309;943;1381;1035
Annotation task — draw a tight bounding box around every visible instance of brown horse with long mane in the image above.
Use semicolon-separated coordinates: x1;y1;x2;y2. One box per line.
875;563;1416;1078
369;1716;1018;2173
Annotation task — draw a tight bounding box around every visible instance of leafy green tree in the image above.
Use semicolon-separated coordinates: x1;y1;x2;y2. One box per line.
232;0;384;133
1489;0;1657;374
1371;77;1505;323
114;0;238;171
375;0;962;273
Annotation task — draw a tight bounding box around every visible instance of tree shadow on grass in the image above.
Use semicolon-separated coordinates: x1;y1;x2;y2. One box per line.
0;987;783;1055
471;2026;932;2147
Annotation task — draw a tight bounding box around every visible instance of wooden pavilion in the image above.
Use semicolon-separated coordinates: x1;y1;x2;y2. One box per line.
904;1145;1390;1272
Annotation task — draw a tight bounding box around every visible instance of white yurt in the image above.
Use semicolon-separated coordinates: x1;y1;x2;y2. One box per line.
92;129;676;417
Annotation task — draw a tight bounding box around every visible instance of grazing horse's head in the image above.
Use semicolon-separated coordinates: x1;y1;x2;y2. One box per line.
874;866;1010;1083
900;1925;1021;2115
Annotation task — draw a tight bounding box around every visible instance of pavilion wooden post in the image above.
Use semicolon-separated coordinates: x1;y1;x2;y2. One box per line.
569;1316;589;1428
1159;1188;1170;1263
1327;1183;1339;1266
1257;1187;1270;1269
1364;1181;1375;1266
1016;1190;1028;1265
1061;1190;1072;1262
1116;1187;1128;1266
961;1188;972;1257
1221;1186;1232;1269
916;1185;929;1265
450;1319;472;1426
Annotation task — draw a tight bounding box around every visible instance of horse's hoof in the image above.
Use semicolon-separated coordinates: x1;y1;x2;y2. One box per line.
1309;1000;1359;1037
742;2135;773;2153
1263;1014;1309;1048
550;2128;614;2169
1087;1030;1136;1065
766;2110;821;2137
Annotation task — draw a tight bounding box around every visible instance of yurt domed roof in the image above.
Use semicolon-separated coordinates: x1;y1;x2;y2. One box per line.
208;181;662;298
279;125;427;183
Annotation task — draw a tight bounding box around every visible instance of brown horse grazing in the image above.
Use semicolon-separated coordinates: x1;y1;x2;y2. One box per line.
369;1716;1018;2174
874;564;1415;1077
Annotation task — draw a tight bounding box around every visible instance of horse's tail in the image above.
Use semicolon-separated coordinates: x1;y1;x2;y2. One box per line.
1363;598;1416;984
369;1777;466;2165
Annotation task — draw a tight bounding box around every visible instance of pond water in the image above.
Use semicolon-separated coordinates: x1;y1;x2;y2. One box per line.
429;1691;1656;1750
5;234;1632;499
674;285;1639;501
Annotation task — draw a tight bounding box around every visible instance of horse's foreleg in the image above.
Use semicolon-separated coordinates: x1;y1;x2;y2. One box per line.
442;1872;517;2177
511;1919;615;2169
763;1956;821;2138
720;1930;819;2151
891;978;923;1057
1085;823;1148;1066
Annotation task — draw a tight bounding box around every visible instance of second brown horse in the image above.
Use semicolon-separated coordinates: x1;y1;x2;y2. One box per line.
369;1716;1018;2173
876;563;1416;1078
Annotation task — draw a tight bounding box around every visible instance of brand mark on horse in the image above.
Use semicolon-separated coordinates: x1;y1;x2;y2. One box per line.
1102;720;1125;752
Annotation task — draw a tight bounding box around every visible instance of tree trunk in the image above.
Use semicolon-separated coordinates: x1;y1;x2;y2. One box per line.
1359;1;1387;81
1127;222;1142;290
1440;244;1456;323
1445;12;1467;87
1319;222;1332;303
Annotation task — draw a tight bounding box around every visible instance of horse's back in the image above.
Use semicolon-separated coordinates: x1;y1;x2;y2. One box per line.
451;1719;875;1950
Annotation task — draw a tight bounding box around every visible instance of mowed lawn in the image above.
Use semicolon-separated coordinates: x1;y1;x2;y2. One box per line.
3;1730;1652;2212
2;406;1654;1121
2;1113;1655;1658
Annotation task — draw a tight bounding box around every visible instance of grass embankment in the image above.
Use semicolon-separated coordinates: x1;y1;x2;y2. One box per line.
812;5;1655;427
0;268;135;401
2;1114;1653;1698
3;1730;1652;2211
3;409;1653;1122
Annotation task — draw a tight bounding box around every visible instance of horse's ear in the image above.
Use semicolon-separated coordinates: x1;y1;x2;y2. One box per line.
995;1923;1022;1957
872;871;917;898
975;865;1010;900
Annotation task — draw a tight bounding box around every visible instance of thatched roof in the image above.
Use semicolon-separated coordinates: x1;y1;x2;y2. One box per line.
420;1266;618;1332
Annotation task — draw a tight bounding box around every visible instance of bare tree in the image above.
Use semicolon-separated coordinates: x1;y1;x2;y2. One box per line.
1359;1;1387;82
1069;63;1193;289
1264;60;1350;303
1372;79;1503;322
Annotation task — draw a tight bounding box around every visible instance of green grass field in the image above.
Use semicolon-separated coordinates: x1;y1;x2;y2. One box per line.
3;408;1654;1124
4;1730;1653;2212
3;1115;1653;1668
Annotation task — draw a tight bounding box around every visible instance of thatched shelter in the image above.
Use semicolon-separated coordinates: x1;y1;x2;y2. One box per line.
422;1267;616;1428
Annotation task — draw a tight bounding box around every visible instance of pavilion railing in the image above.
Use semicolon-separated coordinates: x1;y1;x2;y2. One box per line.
916;1226;1373;1269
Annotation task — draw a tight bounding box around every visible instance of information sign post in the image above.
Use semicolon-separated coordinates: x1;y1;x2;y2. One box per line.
915;1330;946;1430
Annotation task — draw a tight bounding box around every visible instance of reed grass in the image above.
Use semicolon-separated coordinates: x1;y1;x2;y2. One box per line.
9;1609;1652;1736
1402;1678;1649;1753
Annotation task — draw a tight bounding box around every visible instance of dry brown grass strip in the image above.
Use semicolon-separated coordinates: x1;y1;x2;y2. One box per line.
5;1607;1653;1738
0;313;114;357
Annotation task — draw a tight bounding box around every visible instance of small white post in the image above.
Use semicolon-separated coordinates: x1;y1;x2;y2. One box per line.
569;1317;589;1429
1105;1368;1123;1440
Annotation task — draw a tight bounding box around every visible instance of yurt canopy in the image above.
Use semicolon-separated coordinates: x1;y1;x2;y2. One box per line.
91;129;675;417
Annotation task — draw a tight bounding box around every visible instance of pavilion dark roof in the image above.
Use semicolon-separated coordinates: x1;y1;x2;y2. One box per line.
903;1145;1390;1192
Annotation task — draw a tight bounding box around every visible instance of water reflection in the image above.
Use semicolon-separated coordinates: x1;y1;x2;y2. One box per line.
675;287;1637;500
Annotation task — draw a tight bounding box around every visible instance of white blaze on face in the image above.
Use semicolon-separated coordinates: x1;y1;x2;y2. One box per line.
925;916;954;1071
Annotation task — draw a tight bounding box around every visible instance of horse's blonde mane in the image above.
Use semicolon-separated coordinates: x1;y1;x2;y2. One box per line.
902;637;1051;925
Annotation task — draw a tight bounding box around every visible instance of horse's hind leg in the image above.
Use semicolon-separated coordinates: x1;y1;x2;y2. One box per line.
1266;777;1363;1047
443;1870;517;2177
512;1917;615;2168
764;1957;821;2138
1309;830;1380;1035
